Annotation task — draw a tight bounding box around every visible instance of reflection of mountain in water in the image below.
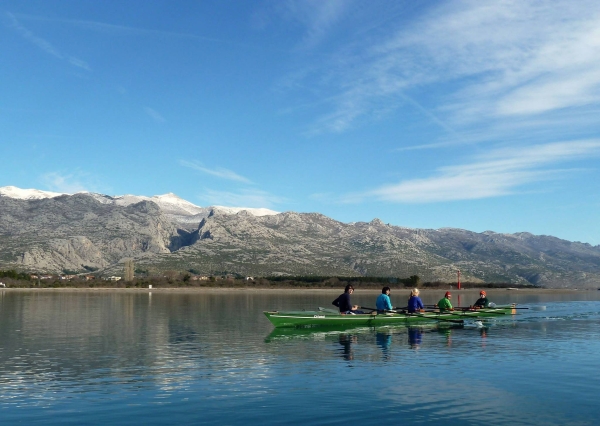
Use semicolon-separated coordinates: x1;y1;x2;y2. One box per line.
2;291;599;425
2;291;600;388
0;291;270;388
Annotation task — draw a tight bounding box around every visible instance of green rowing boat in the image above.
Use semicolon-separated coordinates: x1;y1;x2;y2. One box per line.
264;305;517;328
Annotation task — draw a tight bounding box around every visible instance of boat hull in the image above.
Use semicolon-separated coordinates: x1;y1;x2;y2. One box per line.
264;306;516;328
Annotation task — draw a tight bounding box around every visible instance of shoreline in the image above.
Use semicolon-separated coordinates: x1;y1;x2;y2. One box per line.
0;287;590;294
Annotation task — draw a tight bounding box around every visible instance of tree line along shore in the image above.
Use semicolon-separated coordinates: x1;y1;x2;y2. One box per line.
0;270;538;290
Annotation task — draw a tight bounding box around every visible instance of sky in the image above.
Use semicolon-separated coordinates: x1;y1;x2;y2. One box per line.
2;0;600;245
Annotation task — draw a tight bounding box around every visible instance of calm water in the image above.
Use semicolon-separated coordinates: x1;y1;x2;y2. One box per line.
1;289;599;425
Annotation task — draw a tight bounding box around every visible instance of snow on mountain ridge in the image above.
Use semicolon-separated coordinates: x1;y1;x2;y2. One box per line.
0;186;278;217
213;205;279;216
0;186;69;199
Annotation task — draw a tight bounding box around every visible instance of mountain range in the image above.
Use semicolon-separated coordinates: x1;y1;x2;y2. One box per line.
1;186;599;288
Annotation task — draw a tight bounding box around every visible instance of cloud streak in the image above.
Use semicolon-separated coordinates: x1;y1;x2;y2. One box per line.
40;171;92;194
6;12;90;71
281;0;350;50
344;140;600;203
200;188;285;209
282;0;600;136
180;160;252;184
13;12;264;50
144;107;166;123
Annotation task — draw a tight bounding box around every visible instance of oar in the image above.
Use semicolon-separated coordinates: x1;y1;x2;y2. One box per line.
367;307;464;324
531;306;546;311
361;305;464;323
485;305;546;311
360;306;410;313
452;305;530;311
423;305;469;313
359;306;405;315
425;304;529;310
411;307;474;322
395;307;453;315
467;305;546;311
361;306;414;315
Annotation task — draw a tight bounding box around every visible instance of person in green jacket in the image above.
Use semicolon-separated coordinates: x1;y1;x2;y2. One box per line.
437;291;454;312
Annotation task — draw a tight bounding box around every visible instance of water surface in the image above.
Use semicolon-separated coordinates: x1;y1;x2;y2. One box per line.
0;289;598;425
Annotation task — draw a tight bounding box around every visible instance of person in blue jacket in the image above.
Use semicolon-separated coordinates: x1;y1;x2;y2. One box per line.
376;286;393;313
407;288;425;313
332;284;364;314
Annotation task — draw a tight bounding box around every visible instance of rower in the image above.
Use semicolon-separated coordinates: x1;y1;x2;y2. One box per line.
436;291;454;312
407;288;425;313
376;286;393;313
472;290;489;309
332;284;364;315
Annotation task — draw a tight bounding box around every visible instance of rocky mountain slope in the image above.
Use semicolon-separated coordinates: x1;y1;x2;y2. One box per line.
1;190;599;288
0;186;278;231
0;194;184;272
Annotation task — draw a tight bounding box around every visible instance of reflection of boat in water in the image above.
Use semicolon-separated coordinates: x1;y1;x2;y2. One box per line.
264;305;517;329
264;322;457;343
265;323;468;362
265;325;375;342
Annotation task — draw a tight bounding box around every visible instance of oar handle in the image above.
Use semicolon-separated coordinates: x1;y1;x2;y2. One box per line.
361;306;411;314
361;306;407;314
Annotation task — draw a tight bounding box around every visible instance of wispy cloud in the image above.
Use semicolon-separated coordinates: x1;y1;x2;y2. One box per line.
68;57;91;71
40;171;93;194
280;0;600;136
144;107;166;123
180;160;252;184
343;140;600;203
200;188;285;209
13;13;261;50
414;1;600;120
6;12;90;71
281;0;350;50
6;12;61;58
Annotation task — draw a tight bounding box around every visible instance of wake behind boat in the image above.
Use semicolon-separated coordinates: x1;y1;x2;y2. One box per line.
264;305;517;328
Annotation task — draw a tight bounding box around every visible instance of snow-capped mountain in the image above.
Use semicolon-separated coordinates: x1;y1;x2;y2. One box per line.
0;186;279;219
2;185;600;288
212;205;281;216
0;186;66;200
88;193;210;217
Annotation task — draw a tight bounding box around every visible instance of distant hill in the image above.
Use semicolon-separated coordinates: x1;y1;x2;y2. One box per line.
1;187;599;288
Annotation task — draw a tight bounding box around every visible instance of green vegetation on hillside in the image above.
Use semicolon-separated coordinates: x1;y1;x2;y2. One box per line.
0;270;537;289
0;269;31;280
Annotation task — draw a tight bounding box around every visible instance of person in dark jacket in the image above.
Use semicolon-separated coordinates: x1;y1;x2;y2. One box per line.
332;284;364;314
472;291;489;308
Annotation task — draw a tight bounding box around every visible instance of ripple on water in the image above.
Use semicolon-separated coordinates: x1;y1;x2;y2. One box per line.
1;293;600;425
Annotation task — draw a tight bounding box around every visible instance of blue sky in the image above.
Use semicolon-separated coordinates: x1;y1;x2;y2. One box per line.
2;0;600;245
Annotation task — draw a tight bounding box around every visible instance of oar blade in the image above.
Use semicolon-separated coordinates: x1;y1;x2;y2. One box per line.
531;306;546;311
